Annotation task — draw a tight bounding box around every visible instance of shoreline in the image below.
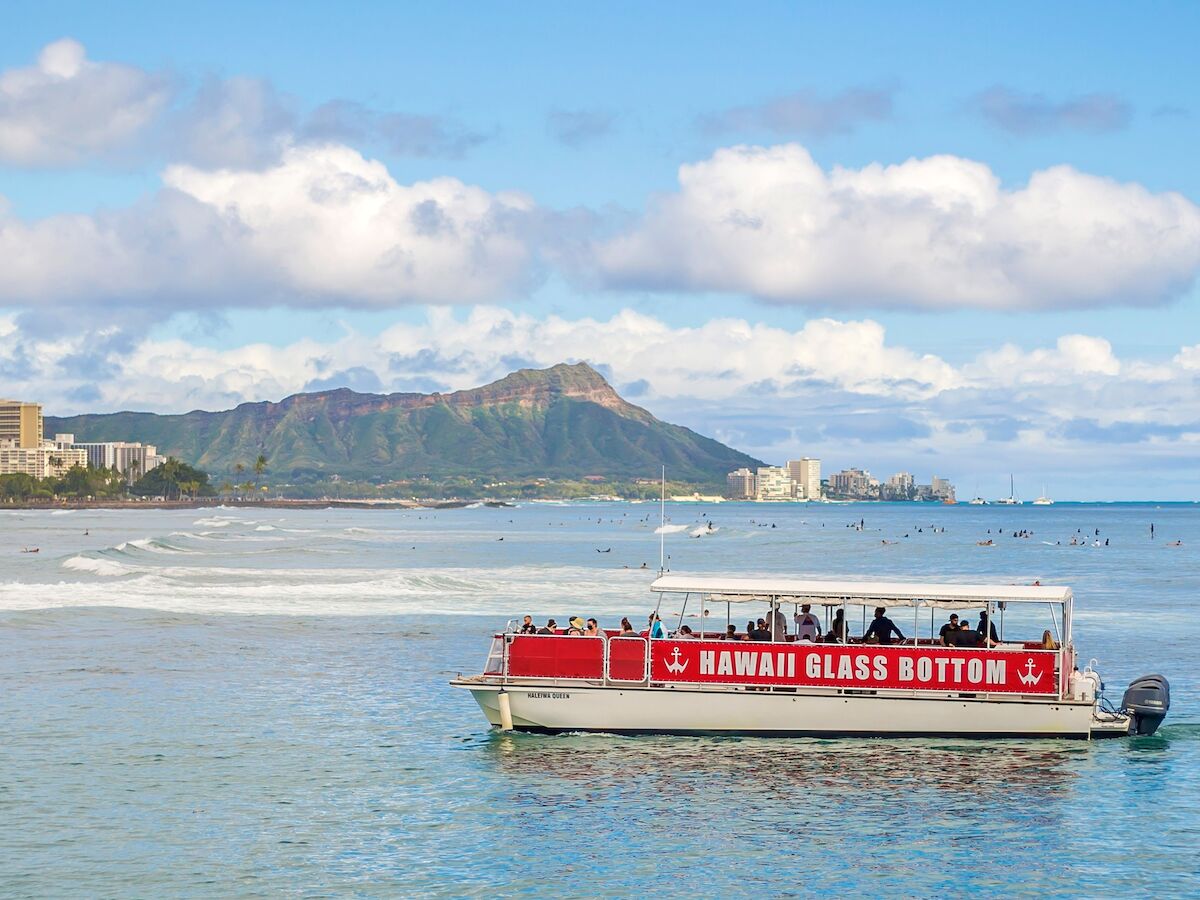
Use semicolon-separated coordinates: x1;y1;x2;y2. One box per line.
1;497;1190;511
0;498;517;511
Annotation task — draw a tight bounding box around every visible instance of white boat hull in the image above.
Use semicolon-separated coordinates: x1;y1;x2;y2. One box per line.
455;680;1122;740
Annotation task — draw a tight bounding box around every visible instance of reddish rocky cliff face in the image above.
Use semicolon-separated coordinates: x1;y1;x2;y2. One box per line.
261;363;651;424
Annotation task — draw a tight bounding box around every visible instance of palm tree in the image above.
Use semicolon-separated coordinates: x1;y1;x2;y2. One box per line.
253;454;268;499
220;480;233;500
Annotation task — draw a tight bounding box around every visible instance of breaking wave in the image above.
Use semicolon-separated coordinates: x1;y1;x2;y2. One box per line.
8;564;650;616
61;556;129;577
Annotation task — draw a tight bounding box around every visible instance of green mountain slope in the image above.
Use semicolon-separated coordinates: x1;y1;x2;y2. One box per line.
46;363;763;483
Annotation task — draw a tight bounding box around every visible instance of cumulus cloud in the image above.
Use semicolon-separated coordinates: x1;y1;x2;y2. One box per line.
0;39;490;169
969;86;1132;136
0;144;538;308
699;88;892;137
546;108;616;147
0;38;173;166
171;76;295;169
592;143;1200;310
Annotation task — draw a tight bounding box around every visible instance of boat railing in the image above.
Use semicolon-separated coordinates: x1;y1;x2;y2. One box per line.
493;632;1065;697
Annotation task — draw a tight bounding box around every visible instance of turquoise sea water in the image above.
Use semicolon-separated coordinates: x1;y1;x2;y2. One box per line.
1;501;1197;896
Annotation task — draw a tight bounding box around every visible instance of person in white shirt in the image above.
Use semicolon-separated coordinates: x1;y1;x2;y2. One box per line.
770;603;788;639
794;604;821;642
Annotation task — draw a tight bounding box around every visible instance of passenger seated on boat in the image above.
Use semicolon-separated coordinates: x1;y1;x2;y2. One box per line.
536;618;558;634
617;617;638;637
676;625;697;639
863;607;905;645
938;614;960;645
826;609;847;643
795;604;820;641
977;612;999;647
649;613;666;639
724;624;739;640
1041;629;1057;650
566;617;585;635
519;615;537;634
749;619;772;642
947;622;979;648
585;618;604;639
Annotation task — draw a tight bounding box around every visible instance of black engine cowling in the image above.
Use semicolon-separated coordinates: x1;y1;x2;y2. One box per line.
1121;674;1170;736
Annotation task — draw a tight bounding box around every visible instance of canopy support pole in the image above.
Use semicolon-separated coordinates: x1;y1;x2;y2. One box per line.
676;592;689;636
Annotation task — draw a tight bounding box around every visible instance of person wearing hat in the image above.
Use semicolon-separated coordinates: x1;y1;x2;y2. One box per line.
566;617;585;635
537;618;558;634
939;613;960;646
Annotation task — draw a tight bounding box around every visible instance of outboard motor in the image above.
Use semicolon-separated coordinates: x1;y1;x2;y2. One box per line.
1121;675;1170;736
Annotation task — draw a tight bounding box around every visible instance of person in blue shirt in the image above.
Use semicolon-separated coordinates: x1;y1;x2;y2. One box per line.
863;607;906;645
648;612;666;639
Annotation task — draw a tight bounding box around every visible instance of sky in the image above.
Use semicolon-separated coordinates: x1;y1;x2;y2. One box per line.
1;1;1198;500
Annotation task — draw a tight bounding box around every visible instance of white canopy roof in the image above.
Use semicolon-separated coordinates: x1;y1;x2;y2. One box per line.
650;574;1071;608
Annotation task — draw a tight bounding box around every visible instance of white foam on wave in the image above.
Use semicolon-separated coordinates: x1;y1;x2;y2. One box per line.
11;564;650;616
61;556;129;577
193;517;231;527
654;524;689;534
50;509;75;516
689;526;719;537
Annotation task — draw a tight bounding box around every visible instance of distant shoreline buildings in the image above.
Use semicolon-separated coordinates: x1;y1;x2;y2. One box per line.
727;458;823;502
0;399;164;483
726;457;955;503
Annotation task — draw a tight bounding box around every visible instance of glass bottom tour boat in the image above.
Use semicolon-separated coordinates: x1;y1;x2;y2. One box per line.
452;575;1169;740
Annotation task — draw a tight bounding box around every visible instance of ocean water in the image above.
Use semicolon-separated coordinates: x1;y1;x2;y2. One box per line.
1;501;1197;897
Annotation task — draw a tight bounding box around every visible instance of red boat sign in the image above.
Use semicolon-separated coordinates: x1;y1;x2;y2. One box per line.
650;641;1057;694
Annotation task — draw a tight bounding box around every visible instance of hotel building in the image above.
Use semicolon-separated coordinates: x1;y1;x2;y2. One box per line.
786;458;822;500
0;400;163;482
726;467;756;500
755;466;794;501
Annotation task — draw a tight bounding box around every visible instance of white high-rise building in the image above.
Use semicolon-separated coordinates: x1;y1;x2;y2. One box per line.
787;458;821;500
54;434;165;484
755;466;793;501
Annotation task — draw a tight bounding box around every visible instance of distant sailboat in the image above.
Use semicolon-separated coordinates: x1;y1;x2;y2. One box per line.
1033;485;1054;506
995;475;1021;505
968;482;987;505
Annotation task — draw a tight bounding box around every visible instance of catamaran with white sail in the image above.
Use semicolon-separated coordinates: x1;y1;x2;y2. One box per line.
995;474;1021;505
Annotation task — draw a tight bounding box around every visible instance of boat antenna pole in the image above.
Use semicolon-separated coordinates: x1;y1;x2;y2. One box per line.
659;465;666;576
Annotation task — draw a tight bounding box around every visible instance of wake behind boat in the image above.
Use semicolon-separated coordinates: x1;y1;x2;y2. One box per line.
452;575;1169;740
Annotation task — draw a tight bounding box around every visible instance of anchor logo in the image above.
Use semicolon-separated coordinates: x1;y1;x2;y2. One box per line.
1017;658;1042;686
663;647;689;674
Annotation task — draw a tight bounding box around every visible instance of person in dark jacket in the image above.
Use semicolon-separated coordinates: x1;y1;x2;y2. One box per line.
978;611;999;647
863;607;906;645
